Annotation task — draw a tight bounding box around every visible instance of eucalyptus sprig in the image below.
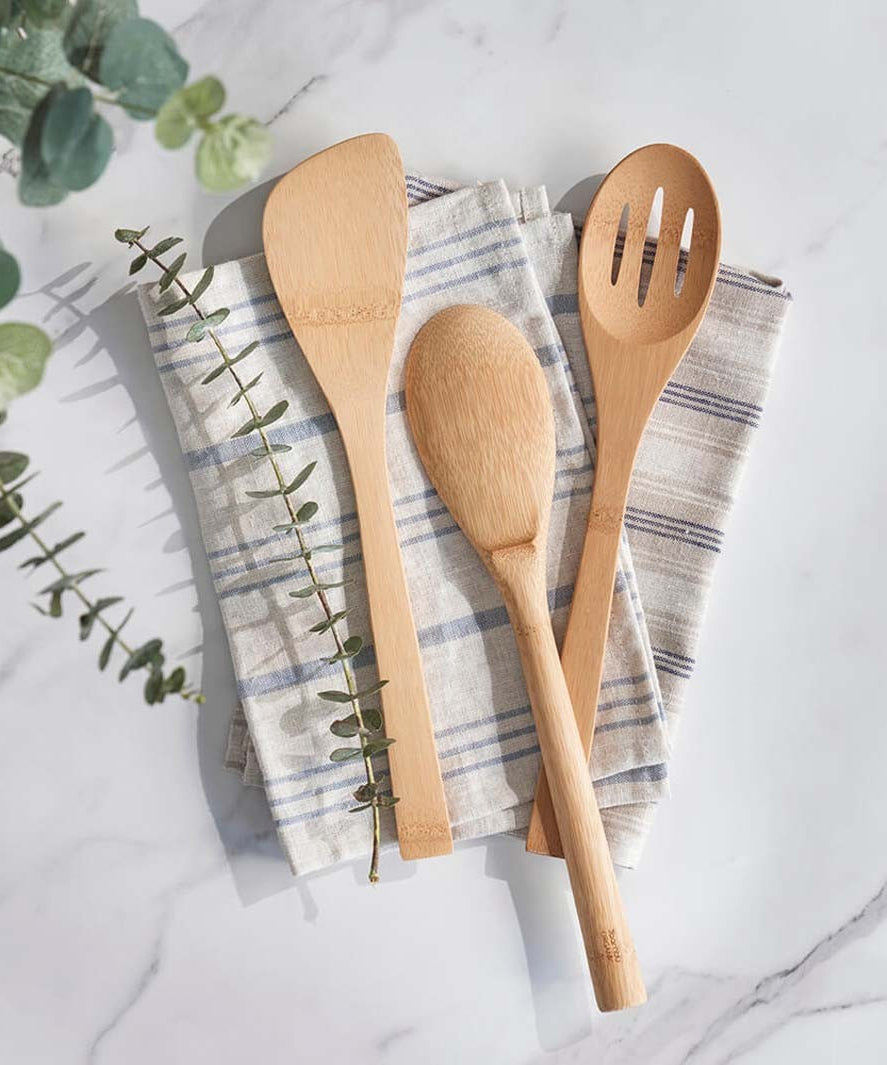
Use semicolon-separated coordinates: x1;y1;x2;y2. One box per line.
0;0;271;205
0;425;204;704
118;227;398;882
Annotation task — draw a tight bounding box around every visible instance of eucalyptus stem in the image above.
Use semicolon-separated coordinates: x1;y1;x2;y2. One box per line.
130;237;390;881
0;64;154;117
0;471;203;704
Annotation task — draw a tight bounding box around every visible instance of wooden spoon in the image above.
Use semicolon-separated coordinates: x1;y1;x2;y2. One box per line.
262;134;452;860
527;144;721;857
406;305;645;1012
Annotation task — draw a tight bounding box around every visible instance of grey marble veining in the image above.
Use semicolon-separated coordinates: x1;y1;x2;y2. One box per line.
1;1;886;1062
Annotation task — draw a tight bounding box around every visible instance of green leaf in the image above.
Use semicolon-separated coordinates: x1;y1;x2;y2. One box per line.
78;595;123;640
98;18;188;120
317;690;355;704
0;500;60;551
250;443;291;456
22;0;67;26
348;803;372;813
129;253;147;275
119;637;163;681
0;451;28;482
98;606;132;670
244;484;281;500
0;323;52;410
196;115;272;192
375;794;400;807
285;462;316;494
363;739;395;758
19;90;68;207
163;666;185;694
150;236;183;256
0;247;21;310
157;296;189;317
18;529;84;569
288;579;346;598
231;341;258;363
352;782;379;803
39;567;101;595
47;588;63;617
186;307;228;341
144;668;163;704
296;500;318;523
63;0;137;80
114;226;148;243
39;85;113;192
0;27;83;148
309;610;347;634
0;492;22;528
361;707;383;732
343;635;363;655
155;75;225;149
330;715;360;738
158;251;186;293
201;362;229;385
228;372;263;406
329;747;364;763
189;265;213;304
258;399;288;428
356;680;388;699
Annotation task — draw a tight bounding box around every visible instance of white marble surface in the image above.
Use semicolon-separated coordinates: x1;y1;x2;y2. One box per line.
1;2;886;1062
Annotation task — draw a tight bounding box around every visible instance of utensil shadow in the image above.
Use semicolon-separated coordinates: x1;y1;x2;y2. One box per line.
480;834;595;1050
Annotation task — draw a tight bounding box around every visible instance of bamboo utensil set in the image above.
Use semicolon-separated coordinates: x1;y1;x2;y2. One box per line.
263;134;721;1012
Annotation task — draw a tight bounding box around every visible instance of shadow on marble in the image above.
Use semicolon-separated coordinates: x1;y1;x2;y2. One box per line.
553;173;607;222
481;834;594;1051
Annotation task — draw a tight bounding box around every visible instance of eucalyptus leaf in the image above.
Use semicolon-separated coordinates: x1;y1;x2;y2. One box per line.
375;794;400;807
295;500;318;523
129;253;147;274
356;680;388;699
144;668;163;704
189;265;213;304
150;236;183;256
98;606;132;670
39;567;101;594
40;85;113;191
158;251;186;292
22;0;67;25
0;451;29;482
157;295;189;316
342;635;363;655
201;361;229;385
363;739;395;758
164;666;185;694
330;715;360;738
0;27;83;147
329;747;364;763
195;115;271;192
0;322;52;410
98;18;188;119
352;782;379;803
19;90;68;207
285;462;316;494
185;306;227;340
0;492;23;528
18;530;85;569
114;226;148;243
317;690;355;704
63;0;137;80
258;400;288;429
229;373;263;406
348;803;372;813
118;636;163;681
250;443;291;456
361;707;383;732
155;76;224;149
78;595;123;640
0;500;60;551
0;247;21;310
309;610;347;634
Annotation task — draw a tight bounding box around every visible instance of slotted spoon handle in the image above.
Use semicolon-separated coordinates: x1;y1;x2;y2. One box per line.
492;547;645;1012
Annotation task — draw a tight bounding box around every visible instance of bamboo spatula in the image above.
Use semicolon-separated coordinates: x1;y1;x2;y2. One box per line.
527;143;721;857
406;305;645;1012
262;134;452;860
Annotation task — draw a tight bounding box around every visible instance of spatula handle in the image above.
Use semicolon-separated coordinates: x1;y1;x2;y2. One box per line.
494;547;645;1012
526;459;630;858
340;412;452;861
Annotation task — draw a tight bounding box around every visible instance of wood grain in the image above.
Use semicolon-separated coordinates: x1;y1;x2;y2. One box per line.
526;144;722;857
262;134;452;860
406;305;646;1012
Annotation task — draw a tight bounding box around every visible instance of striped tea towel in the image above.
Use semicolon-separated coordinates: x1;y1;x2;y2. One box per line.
139;176;791;875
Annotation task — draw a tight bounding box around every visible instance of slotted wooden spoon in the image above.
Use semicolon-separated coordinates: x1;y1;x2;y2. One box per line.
527;143;721;857
406;305;645;1012
262;134;452;860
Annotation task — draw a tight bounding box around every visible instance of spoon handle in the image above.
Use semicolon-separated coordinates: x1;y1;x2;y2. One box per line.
526;454;631;858
340;413;453;860
493;547;645;1012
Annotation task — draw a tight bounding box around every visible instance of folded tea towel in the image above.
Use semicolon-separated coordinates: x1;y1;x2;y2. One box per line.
139;175;791;875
